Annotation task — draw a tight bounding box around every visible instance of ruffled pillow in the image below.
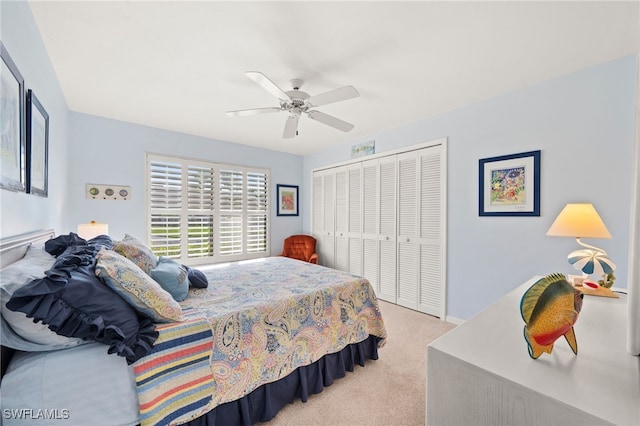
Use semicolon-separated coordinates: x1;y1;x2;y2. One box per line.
113;234;157;274
95;249;183;322
7;235;158;364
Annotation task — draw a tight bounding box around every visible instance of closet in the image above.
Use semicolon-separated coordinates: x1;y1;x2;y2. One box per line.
312;139;446;318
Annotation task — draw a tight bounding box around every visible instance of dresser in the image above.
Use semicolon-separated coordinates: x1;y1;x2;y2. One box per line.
427;276;639;425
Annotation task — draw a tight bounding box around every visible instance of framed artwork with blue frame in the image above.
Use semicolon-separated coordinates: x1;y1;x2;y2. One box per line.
276;184;299;216
479;150;540;216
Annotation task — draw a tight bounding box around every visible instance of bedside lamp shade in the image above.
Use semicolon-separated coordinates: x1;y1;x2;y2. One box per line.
546;203;612;239
77;221;109;240
546;203;615;284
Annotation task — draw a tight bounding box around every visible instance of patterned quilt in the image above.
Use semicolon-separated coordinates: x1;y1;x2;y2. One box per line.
133;257;387;426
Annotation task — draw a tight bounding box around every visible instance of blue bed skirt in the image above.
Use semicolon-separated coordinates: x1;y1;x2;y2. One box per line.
184;335;381;426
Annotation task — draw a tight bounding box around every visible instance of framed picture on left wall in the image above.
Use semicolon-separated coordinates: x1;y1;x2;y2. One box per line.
26;89;49;197
0;42;26;192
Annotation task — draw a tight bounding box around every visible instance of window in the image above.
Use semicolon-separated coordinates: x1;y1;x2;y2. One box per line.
147;153;270;265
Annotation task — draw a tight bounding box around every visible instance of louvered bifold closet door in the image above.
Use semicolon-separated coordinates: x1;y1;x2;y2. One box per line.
418;146;443;316
396;152;419;309
377;155;397;303
334;166;349;272
312;172;324;248
348;163;363;276
321;171;336;268
361;159;379;295
310;139;446;316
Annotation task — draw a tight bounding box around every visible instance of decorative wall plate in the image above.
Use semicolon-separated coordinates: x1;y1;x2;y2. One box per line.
86;183;131;200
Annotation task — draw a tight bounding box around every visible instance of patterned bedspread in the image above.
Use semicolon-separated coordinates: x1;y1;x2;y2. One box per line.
133;257;387;426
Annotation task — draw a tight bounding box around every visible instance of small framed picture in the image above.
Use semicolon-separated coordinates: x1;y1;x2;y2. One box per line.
26;90;49;197
479;150;540;216
277;184;299;216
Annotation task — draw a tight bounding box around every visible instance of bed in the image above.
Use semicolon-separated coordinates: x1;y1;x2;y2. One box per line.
0;230;387;426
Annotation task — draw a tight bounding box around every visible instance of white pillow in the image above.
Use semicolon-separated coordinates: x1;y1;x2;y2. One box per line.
0;244;86;349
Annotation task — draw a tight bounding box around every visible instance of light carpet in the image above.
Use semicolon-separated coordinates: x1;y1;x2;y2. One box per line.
264;300;456;426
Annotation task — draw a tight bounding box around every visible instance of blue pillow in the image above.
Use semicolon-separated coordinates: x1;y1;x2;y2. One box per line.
149;257;189;302
185;266;209;289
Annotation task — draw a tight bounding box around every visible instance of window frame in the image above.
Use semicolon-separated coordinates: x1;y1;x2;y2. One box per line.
146;153;270;266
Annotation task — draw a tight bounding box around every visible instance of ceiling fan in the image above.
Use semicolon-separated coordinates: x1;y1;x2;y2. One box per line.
226;71;359;139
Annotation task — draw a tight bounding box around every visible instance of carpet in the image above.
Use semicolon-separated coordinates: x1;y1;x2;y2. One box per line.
264;300;456;426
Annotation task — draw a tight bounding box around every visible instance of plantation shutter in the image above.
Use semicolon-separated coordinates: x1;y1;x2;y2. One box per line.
147;154;270;265
186;165;215;259
149;160;183;258
246;172;268;253
219;169;244;256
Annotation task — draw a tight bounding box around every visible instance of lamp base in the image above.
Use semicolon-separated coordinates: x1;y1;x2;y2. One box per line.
573;282;619;298
567;248;616;278
597;272;616;289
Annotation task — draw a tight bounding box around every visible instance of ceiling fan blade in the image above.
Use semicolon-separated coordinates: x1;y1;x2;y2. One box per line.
307;110;355;132
306;86;359;107
226;107;282;117
283;114;299;139
245;71;291;102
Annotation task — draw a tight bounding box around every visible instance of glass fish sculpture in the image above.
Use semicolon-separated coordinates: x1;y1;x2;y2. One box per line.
520;273;584;359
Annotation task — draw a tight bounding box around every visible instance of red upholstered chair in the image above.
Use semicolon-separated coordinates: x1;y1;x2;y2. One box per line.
279;235;318;264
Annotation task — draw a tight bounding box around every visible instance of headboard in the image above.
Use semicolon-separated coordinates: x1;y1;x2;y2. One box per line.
0;229;55;378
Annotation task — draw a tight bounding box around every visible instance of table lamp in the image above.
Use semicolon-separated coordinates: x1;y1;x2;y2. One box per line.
77;220;109;240
546;203;616;287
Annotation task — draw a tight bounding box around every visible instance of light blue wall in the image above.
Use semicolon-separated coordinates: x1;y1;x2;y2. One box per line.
2;1;637;322
1;0;304;255
0;1;69;237
303;55;638;321
66;112;303;255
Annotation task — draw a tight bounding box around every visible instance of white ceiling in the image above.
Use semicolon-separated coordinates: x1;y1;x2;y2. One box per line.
28;1;639;156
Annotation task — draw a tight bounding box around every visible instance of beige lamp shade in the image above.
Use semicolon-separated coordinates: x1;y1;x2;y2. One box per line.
546;203;612;239
77;221;109;240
